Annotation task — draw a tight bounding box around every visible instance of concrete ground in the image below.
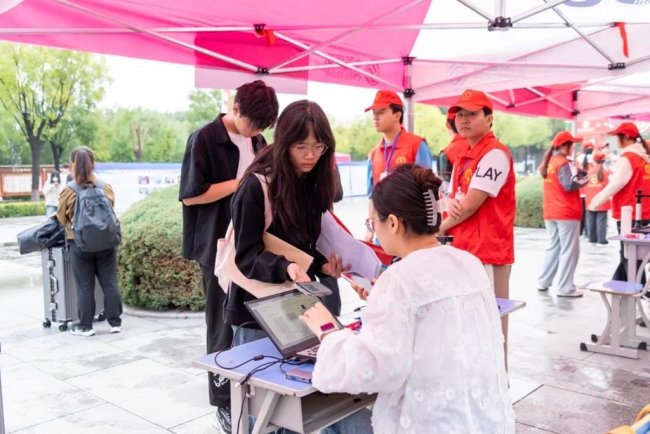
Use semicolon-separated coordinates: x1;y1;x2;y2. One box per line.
1;199;649;433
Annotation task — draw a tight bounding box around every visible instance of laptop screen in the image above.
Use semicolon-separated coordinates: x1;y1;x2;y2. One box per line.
245;291;334;355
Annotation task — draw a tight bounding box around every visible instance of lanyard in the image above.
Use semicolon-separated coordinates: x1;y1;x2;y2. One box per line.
383;132;401;172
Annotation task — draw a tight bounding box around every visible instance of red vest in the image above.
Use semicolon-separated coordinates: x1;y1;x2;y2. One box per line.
584;166;611;212
443;135;470;166
612;153;650;220
542;155;582;221
369;127;424;184
448;132;515;265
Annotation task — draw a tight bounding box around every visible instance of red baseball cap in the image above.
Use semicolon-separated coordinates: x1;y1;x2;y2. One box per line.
607;122;640;138
448;89;494;114
582;142;594;150
447;111;456;120
365;90;403;112
552;131;583;148
593;151;606;161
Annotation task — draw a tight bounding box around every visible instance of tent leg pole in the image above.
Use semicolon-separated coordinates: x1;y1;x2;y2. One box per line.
403;57;415;133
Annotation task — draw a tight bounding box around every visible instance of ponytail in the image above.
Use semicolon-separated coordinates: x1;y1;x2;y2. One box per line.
597;163;604;182
639;136;650;157
69;146;95;185
582;153;589;170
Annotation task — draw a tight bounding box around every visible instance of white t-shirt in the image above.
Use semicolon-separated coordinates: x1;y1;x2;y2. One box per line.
468;149;511;197
228;132;256;178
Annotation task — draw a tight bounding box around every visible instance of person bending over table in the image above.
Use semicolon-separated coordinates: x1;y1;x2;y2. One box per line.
300;164;515;434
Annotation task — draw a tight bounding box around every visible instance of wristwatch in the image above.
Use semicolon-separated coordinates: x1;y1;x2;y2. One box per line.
316;322;340;341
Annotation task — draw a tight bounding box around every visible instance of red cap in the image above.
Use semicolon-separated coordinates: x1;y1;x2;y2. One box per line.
447;111;456;120
365;90;403;112
582;142;594;150
593;151;606;161
448;89;494;114
607;122;640;138
552;131;583;148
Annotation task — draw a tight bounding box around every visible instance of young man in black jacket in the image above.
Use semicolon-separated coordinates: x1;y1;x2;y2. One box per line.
179;80;278;434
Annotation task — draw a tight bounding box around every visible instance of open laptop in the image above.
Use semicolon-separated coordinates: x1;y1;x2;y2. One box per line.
244;290;342;361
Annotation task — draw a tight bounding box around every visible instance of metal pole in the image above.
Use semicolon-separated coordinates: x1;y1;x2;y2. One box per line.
0;343;5;434
404;58;415;133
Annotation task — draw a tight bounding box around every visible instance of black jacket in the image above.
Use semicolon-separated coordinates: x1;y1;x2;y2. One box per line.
179;115;266;267
225;175;329;327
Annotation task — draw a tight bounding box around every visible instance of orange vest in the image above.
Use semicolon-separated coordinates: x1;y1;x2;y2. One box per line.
584;166;611;212
448;132;515;265
542;155;582;221
443;135;470;167
369;127;424;184
612;153;650;220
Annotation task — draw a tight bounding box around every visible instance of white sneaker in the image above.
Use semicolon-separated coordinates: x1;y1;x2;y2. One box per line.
110;326;122;334
70;325;96;336
558;289;584;298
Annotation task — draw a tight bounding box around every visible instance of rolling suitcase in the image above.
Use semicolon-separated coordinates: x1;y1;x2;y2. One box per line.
41;246;105;332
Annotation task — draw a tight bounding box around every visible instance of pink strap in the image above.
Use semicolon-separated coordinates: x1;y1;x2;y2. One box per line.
253;173;273;230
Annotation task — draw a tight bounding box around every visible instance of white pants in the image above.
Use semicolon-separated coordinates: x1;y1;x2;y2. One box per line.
538;219;581;295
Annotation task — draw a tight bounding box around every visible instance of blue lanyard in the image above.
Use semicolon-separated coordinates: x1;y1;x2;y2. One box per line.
383;132;401;172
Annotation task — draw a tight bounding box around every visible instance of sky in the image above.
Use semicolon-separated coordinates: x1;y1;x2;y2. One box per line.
100;55;378;122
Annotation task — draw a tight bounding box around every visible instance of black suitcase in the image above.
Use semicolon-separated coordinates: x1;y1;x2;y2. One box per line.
41;247;105;332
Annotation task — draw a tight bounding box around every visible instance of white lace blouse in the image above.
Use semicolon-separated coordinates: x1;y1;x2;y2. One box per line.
312;245;515;434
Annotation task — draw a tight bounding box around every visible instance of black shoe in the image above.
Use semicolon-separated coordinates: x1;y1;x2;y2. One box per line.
70;325;95;337
212;407;232;434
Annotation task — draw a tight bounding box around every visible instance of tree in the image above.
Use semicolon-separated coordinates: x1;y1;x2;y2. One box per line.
187;89;222;131
0;44;110;200
130;124;150;162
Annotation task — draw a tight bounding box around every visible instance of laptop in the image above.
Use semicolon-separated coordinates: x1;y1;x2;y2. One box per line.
244;290;342;361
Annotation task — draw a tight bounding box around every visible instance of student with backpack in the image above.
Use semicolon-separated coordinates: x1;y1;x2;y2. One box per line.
57;146;123;337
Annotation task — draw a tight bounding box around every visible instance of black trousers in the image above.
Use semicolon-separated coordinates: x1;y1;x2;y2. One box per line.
69;241;123;328
586;211;608;244
200;264;233;408
613;220;650;283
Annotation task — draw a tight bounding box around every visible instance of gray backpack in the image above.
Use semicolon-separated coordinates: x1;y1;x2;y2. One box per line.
69;180;121;252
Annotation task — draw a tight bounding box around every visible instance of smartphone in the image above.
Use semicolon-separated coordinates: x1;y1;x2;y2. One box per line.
341;272;373;293
295;281;333;297
285;369;312;384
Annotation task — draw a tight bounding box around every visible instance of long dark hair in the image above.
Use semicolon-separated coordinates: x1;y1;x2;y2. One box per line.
539;142;571;178
372;164;442;235
243;100;336;243
70;147;95;184
618;133;650;156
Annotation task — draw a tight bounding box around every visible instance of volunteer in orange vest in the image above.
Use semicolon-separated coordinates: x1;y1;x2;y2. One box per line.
438;89;515;364
584;152;611;246
537;131;588;298
577;142;595;171
588;122;650;283
438;111;469;183
364;90;432;243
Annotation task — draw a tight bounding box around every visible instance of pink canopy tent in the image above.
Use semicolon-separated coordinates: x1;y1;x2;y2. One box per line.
419;71;650;120
1;0;650;129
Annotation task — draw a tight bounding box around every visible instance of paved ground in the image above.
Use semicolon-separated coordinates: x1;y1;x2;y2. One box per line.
1;199;649;433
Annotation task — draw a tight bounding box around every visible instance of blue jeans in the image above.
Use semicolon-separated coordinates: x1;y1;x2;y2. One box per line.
231;326;373;434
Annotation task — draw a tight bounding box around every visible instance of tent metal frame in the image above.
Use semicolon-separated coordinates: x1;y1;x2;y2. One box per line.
4;0;644;129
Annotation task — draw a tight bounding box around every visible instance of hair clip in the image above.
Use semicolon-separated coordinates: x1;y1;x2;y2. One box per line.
423;189;438;227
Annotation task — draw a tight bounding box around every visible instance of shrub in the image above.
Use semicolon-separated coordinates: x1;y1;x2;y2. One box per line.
515;175;544;228
117;185;205;311
0;201;46;218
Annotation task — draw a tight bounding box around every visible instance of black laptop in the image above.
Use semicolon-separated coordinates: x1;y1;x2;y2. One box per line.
244;290;342;361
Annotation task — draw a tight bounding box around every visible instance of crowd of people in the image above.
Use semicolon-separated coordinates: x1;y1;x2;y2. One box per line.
48;78;649;433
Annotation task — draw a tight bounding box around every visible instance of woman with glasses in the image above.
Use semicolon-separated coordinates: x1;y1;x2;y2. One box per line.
224;99;372;433
300;164;514;433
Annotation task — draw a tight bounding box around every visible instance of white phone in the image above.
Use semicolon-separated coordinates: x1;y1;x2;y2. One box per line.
342;272;373;293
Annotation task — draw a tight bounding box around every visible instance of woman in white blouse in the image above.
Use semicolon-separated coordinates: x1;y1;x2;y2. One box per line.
300;163;515;434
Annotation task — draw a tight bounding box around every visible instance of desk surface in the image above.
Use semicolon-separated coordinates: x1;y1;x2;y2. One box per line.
580;280;644;295
498;298;525;317
610;235;650;244
194;338;316;397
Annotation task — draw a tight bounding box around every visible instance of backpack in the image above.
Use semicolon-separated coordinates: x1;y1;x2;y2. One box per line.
69;180;121;252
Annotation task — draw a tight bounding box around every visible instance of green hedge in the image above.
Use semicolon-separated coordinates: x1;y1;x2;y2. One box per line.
117;185;205;311
0;201;46;218
515;175;544;229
